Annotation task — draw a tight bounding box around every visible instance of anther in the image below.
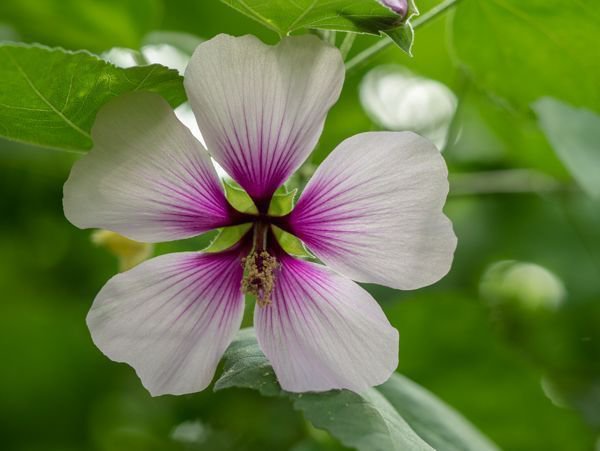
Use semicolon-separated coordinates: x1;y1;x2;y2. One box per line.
241;250;279;307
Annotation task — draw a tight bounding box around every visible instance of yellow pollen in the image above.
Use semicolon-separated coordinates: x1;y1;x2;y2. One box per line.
241;251;279;307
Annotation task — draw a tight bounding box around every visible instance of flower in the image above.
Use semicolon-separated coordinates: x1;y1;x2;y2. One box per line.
63;34;456;396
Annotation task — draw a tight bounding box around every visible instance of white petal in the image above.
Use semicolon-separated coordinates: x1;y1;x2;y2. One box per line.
174;102;206;146
142;43;190;75
87;250;245;396
255;255;399;393
101;47;138;68
185;34;344;203
63;92;235;243
286;131;457;290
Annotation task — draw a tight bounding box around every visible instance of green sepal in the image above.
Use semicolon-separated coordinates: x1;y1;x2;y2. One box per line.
203;223;253;253
382;0;419;56
268;188;297;217
271;225;312;258
223;180;259;215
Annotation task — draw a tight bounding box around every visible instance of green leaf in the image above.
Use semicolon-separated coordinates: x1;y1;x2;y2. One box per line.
271;225;313;258
219;0;413;42
223;180;259;214
215;329;499;451
0;0;161;52
268;188;297;216
451;0;600;111
203;223;253;253
0;43;186;151
533;98;600;198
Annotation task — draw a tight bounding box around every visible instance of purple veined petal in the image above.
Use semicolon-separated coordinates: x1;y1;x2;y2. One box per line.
63;92;235;243
286;131;457;290
87;250;245;396
255;254;399;393
184;34;344;204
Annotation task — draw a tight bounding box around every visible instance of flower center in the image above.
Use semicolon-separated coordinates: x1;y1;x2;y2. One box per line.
241;250;279;307
241;221;279;307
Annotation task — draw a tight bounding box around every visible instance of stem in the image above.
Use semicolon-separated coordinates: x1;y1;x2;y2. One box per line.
252;221;269;251
317;29;337;46
345;0;461;73
449;170;570;196
339;33;357;60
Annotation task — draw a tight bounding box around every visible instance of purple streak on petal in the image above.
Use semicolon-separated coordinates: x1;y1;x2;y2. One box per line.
63;92;237;243
254;253;399;393
87;249;246;396
283;131;456;290
184;34;345;203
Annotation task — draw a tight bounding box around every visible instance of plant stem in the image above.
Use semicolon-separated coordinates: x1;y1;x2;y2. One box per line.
345;0;461;73
339;33;357;60
448;169;570;196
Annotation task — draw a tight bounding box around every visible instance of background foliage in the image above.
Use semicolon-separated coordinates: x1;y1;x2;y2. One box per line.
1;1;599;450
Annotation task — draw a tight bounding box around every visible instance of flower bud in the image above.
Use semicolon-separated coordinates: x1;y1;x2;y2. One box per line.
480;260;566;312
378;0;408;19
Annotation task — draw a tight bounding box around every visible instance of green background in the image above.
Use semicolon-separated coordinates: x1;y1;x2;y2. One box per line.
1;1;599;450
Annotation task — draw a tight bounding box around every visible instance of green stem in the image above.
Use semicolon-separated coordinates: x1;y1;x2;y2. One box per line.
449;169;570;196
339;33;357;60
345;0;461;73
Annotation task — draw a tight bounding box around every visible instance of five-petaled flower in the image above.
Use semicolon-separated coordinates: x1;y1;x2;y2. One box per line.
63;34;456;396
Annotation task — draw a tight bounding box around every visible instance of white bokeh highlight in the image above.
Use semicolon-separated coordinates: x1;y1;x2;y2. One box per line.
360;65;457;150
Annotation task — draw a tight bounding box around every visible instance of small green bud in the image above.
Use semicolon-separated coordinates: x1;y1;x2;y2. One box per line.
480;260;566;312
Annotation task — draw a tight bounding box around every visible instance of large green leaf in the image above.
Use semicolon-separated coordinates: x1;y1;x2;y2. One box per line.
215;328;499;451
219;0;417;53
451;0;600;111
533;98;600;199
0;0;161;52
0;43;186;151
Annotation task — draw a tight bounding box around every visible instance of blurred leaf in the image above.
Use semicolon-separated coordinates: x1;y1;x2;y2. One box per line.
0;0;161;52
91;230;154;271
451;0;600;111
376;376;499;451
0;22;19;40
533;97;600;199
215;328;499;451
219;0;416;53
203;223;253;253
0;43;185;151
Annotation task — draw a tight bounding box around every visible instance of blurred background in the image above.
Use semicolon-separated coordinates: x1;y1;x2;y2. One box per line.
1;0;599;450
